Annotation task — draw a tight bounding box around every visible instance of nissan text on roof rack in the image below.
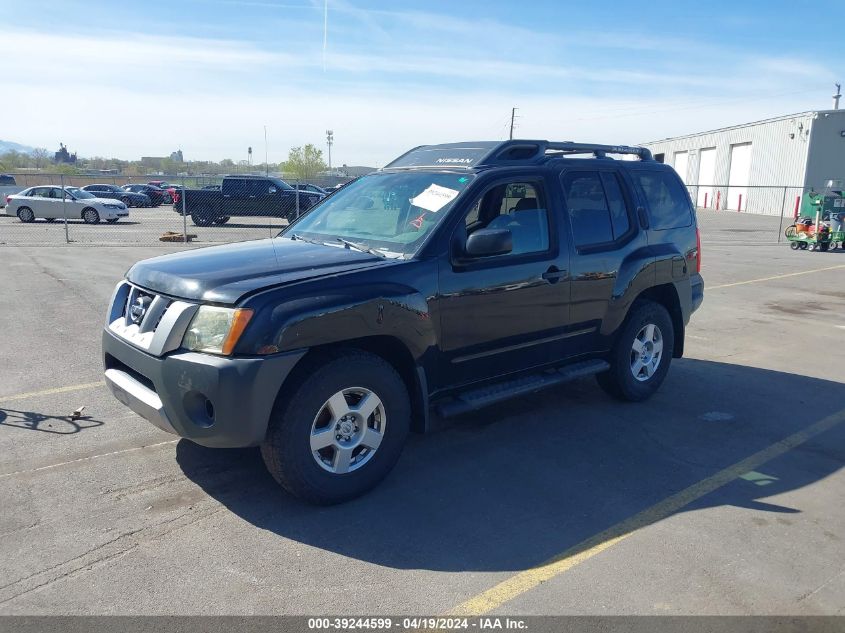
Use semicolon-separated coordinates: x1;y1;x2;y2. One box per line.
103;139;703;504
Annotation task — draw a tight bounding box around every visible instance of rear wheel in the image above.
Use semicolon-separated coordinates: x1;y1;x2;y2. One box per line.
191;207;215;226
17;207;35;223
261;350;410;504
789;241;800;250
82;207;100;224
597;300;674;402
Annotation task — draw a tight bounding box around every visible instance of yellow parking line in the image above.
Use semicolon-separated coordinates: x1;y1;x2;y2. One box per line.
0;381;103;404
448;406;845;616
709;264;845;290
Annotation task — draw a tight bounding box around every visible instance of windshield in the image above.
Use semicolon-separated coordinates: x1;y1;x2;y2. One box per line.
66;187;95;199
282;171;473;257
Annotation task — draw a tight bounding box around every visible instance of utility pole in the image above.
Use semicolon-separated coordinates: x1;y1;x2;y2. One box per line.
264;126;269;176
326;130;334;173
509;107;519;140
834;83;842;111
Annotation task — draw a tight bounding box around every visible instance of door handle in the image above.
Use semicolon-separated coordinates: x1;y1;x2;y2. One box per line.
542;266;567;283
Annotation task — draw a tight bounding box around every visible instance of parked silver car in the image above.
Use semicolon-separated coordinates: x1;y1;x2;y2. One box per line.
5;186;129;223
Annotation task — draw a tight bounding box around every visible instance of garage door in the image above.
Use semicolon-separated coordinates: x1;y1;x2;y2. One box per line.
696;147;716;207
727;143;752;211
673;151;689;185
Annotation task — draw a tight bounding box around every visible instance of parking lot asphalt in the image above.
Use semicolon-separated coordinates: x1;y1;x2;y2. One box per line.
0;206;288;246
1;221;844;615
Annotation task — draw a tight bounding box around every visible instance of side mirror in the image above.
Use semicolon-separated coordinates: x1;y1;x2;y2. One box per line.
465;228;512;257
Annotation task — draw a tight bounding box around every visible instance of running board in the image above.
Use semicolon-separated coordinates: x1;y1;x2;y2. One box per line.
436;359;610;418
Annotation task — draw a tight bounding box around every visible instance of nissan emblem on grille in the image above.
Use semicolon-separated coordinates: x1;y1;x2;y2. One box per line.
129;296;152;324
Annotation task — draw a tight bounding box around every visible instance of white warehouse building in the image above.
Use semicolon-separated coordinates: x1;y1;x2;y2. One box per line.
642;110;845;216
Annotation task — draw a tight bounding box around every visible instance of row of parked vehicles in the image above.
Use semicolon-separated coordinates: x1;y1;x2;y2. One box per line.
2;174;343;225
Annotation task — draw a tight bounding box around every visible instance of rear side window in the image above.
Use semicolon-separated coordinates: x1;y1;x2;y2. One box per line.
562;171;631;249
634;170;692;229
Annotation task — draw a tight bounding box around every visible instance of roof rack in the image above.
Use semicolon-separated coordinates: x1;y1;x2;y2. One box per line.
477;140;653;165
382;140;652;170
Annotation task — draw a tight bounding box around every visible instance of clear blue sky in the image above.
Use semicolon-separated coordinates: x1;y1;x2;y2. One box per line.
5;0;844;165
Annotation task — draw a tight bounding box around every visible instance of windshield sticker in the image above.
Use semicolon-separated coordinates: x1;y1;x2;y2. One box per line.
410;184;460;212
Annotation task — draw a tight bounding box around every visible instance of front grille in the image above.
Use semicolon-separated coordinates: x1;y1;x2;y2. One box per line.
106;281;199;357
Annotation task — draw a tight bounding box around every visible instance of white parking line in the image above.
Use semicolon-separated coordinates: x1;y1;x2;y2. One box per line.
0;381;103;404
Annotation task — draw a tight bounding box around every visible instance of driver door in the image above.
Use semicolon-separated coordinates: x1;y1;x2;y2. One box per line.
435;176;572;389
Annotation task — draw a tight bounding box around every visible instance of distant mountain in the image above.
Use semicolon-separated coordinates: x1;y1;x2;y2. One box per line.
0;140;36;154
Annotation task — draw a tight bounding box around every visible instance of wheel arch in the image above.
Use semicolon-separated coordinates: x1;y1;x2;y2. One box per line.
293;336;429;434
633;283;684;358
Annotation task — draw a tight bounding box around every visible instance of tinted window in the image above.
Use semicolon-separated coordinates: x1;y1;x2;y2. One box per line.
223;179;249;195
562;172;614;248
0;175;16;185
465;181;550;256
600;172;631;239
634;170;692;230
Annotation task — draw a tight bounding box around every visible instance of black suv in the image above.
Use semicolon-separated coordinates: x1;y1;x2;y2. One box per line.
103;140;703;504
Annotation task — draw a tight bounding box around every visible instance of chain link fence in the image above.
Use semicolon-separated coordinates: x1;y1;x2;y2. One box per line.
0;173;826;247
0;172;349;246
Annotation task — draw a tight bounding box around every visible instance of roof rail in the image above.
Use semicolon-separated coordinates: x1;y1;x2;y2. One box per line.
382;140;653;171
476;140;653;166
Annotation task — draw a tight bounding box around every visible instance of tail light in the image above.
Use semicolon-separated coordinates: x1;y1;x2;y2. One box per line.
5;196;10;205
695;227;702;273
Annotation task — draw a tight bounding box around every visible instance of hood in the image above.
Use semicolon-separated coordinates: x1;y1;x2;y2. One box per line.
90;197;126;206
126;237;394;304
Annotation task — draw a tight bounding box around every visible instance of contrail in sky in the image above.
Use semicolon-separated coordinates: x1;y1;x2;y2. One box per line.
322;0;328;71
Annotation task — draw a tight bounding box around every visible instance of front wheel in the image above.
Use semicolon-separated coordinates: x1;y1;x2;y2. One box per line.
597;300;674;402
790;241;800;250
261;350;410;504
82;208;100;224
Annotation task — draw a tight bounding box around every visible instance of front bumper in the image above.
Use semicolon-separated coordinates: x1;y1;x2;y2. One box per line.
103;329;306;447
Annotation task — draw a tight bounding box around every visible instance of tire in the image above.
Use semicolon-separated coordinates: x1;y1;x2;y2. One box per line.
790;241;800;250
261;350;411;504
820;242;830;252
214;216;231;225
191;207;214;226
106;218;119;224
597;300;674;402
82;207;100;224
17;206;35;223
799;242;808;250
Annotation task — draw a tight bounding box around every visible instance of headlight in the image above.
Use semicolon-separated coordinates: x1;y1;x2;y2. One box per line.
103;203;123;210
182;306;253;355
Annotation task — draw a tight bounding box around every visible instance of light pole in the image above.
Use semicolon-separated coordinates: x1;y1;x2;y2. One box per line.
264;125;269;176
326;130;334;174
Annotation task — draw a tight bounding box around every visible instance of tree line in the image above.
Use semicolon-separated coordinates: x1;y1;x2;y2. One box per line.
0;144;330;181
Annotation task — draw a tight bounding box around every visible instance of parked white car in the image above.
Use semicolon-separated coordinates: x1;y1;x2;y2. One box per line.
5;186;129;224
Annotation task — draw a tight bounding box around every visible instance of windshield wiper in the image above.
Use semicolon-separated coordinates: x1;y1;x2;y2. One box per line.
335;237;386;258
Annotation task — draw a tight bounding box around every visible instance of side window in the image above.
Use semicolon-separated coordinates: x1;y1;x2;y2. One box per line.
600;172;631;239
562;171;614;248
633;170;692;230
224;179;248;195
464;181;550;256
